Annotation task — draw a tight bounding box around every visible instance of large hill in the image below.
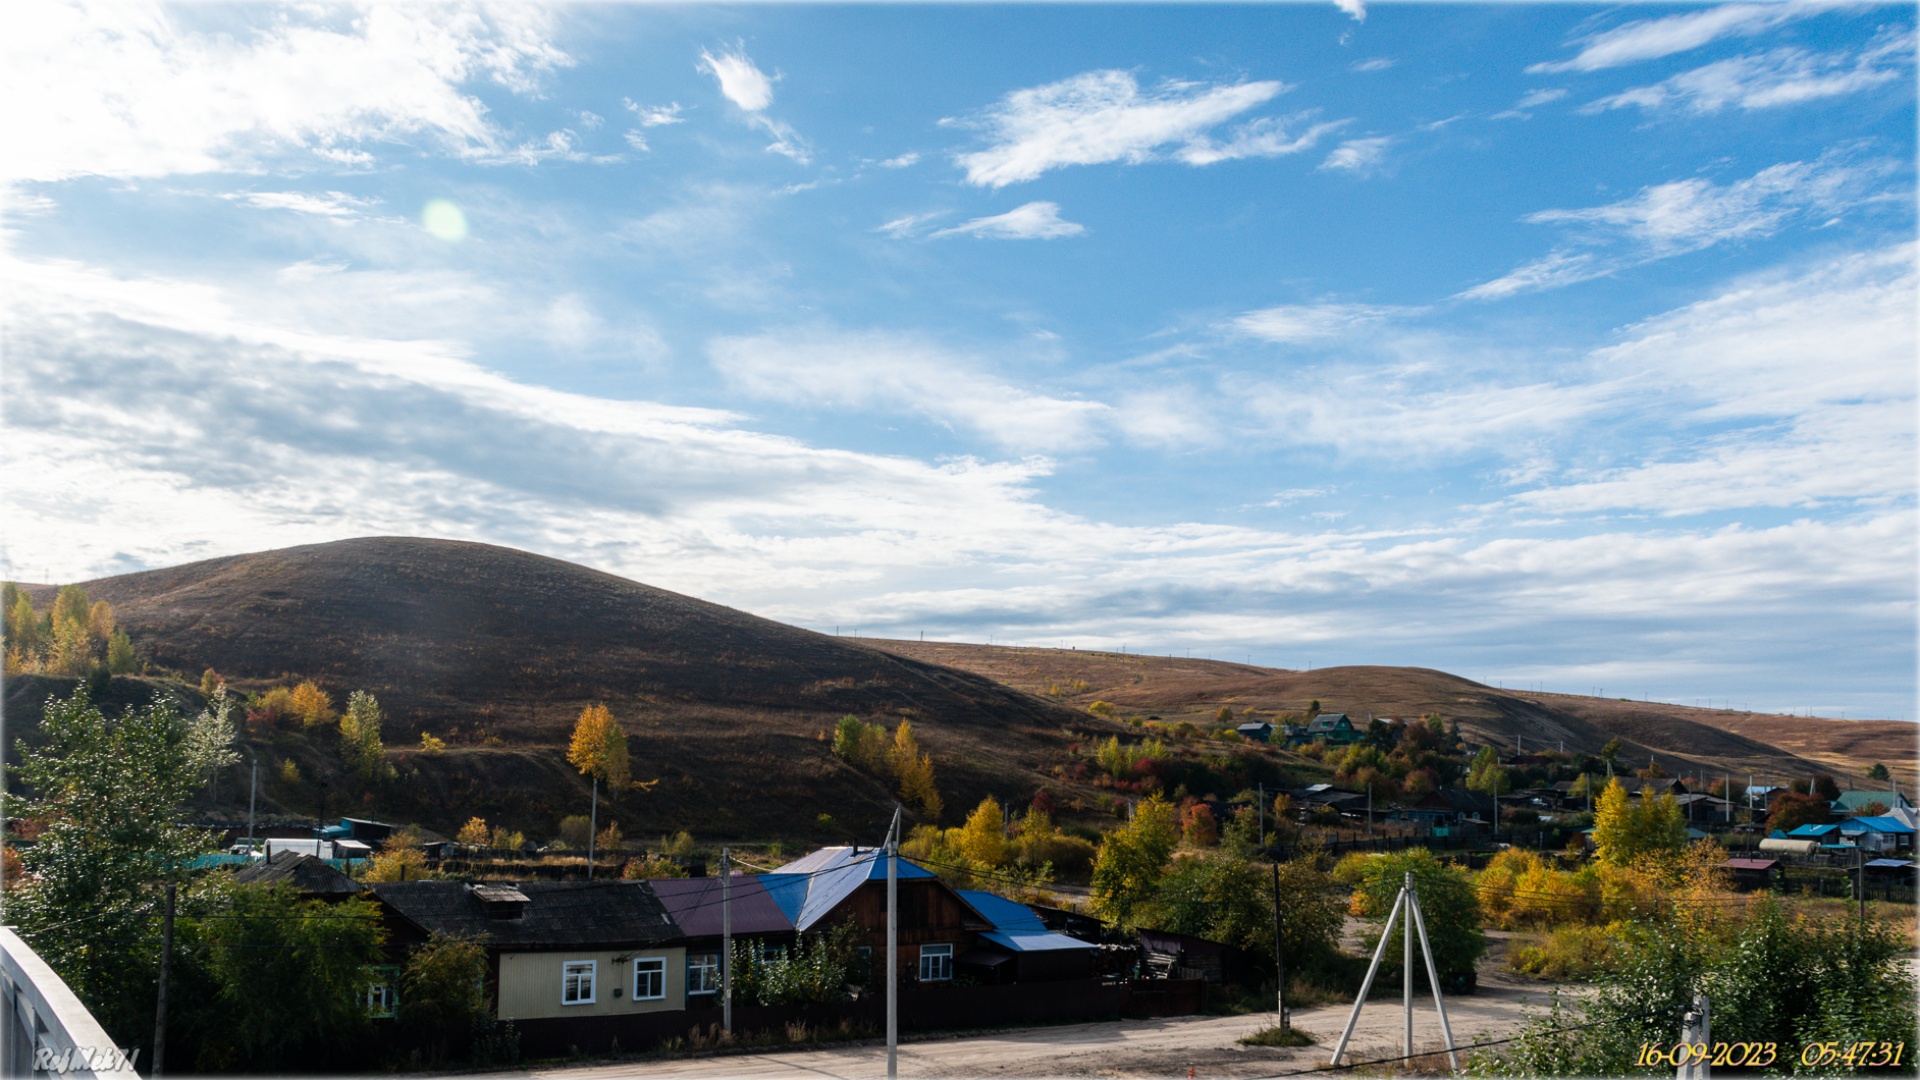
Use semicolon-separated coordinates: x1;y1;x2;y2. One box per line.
9;538;1115;841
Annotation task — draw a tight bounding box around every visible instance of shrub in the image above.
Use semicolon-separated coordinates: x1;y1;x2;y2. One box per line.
1507;924;1619;979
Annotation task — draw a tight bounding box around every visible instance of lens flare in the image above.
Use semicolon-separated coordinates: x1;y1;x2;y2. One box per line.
422;199;467;241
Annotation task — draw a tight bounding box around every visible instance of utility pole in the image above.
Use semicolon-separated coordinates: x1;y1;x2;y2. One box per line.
886;808;901;1080
1271;861;1287;1030
1367;784;1373;841
1677;994;1711;1080
1258;782;1265;849
246;758;258;852
1403;872;1413;1062
1329;872;1457;1070
721;846;733;1034
587;776;598;881
1858;846;1866;923
153;882;175;1076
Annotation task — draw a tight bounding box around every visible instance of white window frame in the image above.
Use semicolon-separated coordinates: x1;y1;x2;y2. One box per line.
364;975;398;1019
632;956;666;1001
561;960;597;1005
687;952;719;995
918;944;953;982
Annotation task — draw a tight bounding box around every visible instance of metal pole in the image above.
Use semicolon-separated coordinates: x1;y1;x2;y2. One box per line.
887;808;901;1080
1403;872;1413;1061
1258;782;1265;849
1271;861;1286;1029
587;776;598;881
153;882;175;1076
1677;994;1711;1079
1408;885;1459;1070
1329;888;1406;1066
721;846;732;1034
1858;845;1866;922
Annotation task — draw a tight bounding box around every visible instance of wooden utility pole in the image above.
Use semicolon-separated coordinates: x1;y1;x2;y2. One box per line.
886;808;901;1080
721;846;733;1034
586;776;598;881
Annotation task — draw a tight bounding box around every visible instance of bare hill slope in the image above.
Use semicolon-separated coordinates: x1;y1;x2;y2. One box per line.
865;640;1915;789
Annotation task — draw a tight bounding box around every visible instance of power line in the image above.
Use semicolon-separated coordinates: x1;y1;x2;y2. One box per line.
1241;1006;1678;1077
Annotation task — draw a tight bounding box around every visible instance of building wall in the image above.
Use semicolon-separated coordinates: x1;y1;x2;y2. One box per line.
497;947;686;1021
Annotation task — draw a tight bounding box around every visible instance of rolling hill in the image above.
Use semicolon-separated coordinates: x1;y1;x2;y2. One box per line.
8;537;1910;848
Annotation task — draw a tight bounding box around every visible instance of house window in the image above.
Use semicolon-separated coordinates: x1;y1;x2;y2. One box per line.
918;944;953;982
561;960;596;1005
633;957;666;1000
759;943;788;964
687;952;719;995
364;971;398;1019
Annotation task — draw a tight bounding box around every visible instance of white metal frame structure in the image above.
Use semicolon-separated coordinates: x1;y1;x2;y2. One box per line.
3;927;139;1079
1328;872;1459;1070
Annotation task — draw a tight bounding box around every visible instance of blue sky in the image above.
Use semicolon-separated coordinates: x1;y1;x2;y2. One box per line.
2;2;1914;718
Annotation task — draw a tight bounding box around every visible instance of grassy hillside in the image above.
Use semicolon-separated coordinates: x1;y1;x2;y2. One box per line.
10;538;1139;843
865;640;1915;790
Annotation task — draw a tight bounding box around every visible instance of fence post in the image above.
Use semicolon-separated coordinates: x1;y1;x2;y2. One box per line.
1677;994;1710;1079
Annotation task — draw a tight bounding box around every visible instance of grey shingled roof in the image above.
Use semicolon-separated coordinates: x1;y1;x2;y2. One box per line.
231;851;367;896
373;880;680;948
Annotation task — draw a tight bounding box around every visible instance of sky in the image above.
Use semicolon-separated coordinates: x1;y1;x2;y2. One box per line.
1;2;1914;719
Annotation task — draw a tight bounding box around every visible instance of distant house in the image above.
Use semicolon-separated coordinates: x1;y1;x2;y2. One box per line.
760;847;986;989
373;880;684;1023
1289;713;1359;746
1235;721;1273;744
1612;777;1688;798
231;851;369;899
1720;858;1779;892
1402;788;1494;828
953;891;1098;984
1835;790;1914;815
1838;816;1915;854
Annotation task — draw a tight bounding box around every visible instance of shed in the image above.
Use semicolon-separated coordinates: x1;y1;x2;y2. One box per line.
1235;722;1273;744
231;851;368;898
1719;858;1778;892
953;890;1098;984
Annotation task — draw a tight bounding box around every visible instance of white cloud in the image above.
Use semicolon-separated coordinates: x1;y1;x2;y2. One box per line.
951;70;1291;187
1586;34;1913;115
880;152;920;169
1457;251;1602;300
1233;303;1401;343
1526;157;1877;256
624;99;686;126
1517;87;1568;109
1320;136;1390;173
624;130;651;152
1527;4;1802;74
1177;114;1347;167
877;211;948;239
696;46;809;164
708;328;1109;452
1461;155;1885;299
929;201;1084;240
697;48;776;112
1350;58;1395;74
1333;0;1367;23
0;2;569;183
228;190;378;219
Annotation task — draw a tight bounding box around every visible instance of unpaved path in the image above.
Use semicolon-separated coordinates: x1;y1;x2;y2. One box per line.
482;974;1561;1079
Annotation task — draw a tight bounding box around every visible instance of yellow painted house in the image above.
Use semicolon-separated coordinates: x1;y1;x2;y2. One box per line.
374;880;686;1022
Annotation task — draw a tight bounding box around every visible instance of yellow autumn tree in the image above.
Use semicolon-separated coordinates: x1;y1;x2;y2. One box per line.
955;797;1007;868
891;720;942;820
456;817;490;846
86;601;115;643
567;704;630;788
1592;778;1687;867
290;682;336;727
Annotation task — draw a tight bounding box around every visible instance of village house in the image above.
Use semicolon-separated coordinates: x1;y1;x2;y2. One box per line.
759;846;987;989
1286;713;1360;747
647;873;796;1008
952;891;1099;984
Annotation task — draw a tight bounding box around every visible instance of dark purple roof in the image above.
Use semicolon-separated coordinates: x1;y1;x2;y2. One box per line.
647;874;794;938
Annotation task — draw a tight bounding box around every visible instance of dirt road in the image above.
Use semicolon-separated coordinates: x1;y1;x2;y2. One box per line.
485;974;1560;1079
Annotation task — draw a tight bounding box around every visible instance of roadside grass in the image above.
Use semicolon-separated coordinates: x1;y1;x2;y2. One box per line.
1240;1024;1316;1047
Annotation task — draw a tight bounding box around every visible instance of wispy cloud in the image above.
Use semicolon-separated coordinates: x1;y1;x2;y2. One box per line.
1320;136;1390;173
877;211;948;239
625;99;687;126
1350;57;1395;74
951;70;1292;187
1585;34;1914;115
1461;155;1887;299
1527;4;1802;74
227;190;379;219
879;152;920;169
929;201;1084;240
1233;303;1403;343
2;3;569;183
708;328;1109;452
1180;113;1347;167
698;46;809;163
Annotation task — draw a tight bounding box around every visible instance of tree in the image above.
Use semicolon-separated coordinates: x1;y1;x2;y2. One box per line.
3;687;211;1042
46;615;92;676
200;667;222;697
338;690;387;781
1337;848;1485;985
86;599;115;643
399;933;491;1063
1600;738;1623;773
891;720;942;819
50;583;90;635
832;714;887;770
289;681;336;727
955;797;1008;868
567;704;630;788
419;731;446;753
1867;762;1891;782
1090;795;1179;927
456;817;491;846
1812;773;1841;801
557;815;592;849
1852;801;1891;818
105;630;135;674
185;681;243;797
1767;791;1833;834
1591;779;1686;866
200;886;387;1071
1215;706;1234;724
1467;749;1511;799
1181;802;1218;847
363;845;430;881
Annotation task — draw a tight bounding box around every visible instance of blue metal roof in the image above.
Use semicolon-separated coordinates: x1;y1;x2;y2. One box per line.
1786;823;1841;837
1845;816;1915;833
981;929;1097;954
956;890;1096;954
759;847;934;932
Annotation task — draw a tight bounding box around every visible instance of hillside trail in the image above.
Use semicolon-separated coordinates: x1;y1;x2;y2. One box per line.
487;965;1562;1079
